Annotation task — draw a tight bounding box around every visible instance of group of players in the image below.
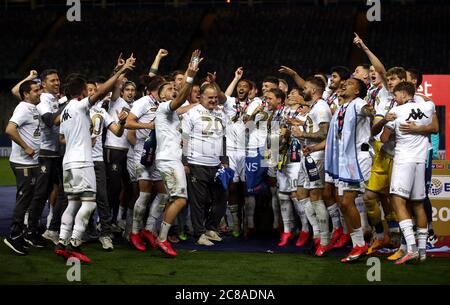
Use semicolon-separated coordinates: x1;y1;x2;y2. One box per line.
3;33;438;264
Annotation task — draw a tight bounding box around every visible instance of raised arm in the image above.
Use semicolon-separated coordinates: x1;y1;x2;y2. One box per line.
278;65;306;89
169;50;202;111
111;74;126;102
91;54;136;106
353;33;387;85
148;49;168;77
206;71;227;105
225;67;243;97
11;70;38;100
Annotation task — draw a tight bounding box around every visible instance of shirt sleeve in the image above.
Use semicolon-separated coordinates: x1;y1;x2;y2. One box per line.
316;103;332;124
36;95;53;115
103;109;114;128
246;100;260;116
9;104;27;127
130;99;145;119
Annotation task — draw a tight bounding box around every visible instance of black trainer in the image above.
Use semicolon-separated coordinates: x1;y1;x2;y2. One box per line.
4;236;29;255
24;232;47;248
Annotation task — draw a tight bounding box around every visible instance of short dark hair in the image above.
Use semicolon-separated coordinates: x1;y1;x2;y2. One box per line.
393;81;416;97
158;82;172;98
64;73;87;99
146;75;166;93
268;88;286;103
386;67;406;80
237;79;253;90
40;69;58;82
306;76;326;93
262;76;279;86
358;64;371;71
314;72;328;87
172;70;185;78
354;78;368;99
407;68;423;88
19;80;38;100
331;66;351;81
86;80;96;87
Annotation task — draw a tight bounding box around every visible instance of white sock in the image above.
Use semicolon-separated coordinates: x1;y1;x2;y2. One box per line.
158;221;171;242
59;200;81;243
225;204;234;228
229;204;240;231
355;195;370;231
132;192;151;234
244;196;256;228
118;205;125;221
327;203;341;230
350;227;365;247
302;198;320;238
312;200;330;246
146;193;167;232
72;201;97;243
279;197;294;233
417;227;428;251
399;219;417;253
292;198;309;232
46;204;53;229
271;186;281;229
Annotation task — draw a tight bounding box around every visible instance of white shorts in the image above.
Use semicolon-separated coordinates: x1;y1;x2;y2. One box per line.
156;160;188;200
325;172;336;184
63;166;96;196
228;151;246;183
278;162;301;193
390;162;425;201
127;155;137;183
337;181;367;196
358;151;372;182
297;158;306;187
136;162;162;181
303;156;325;189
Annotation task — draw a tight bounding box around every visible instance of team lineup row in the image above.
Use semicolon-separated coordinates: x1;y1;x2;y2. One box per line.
3;34;438;265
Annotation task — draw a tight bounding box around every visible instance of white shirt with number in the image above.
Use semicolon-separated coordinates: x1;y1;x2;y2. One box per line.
182;104;225;166
60;97;94;170
385;101;434;164
9;101;41;165
36;92;60;152
90;102;114;162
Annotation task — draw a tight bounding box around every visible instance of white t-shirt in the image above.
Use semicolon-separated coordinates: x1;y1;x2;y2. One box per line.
223;96;248;153
372;86;396;155
105;97;131;150
36;92;60;152
246;98;270;154
60;97;94;169
182;104;225;166
303;99;331;159
90;103;114;162
155;101;182;161
130;95;159;154
385;101;435;164
9;102;41;165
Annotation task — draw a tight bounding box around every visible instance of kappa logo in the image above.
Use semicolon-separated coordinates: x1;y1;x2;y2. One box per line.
61;109;72;122
406;108;429;121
